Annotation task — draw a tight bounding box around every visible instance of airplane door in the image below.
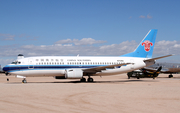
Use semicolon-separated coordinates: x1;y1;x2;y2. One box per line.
28;59;34;69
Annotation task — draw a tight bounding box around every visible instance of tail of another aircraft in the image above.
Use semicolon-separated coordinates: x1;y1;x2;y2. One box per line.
121;29;157;58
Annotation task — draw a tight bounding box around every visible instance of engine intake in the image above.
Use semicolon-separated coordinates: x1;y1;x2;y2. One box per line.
65;69;83;79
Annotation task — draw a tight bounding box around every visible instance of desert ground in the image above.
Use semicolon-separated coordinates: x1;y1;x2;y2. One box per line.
0;73;180;113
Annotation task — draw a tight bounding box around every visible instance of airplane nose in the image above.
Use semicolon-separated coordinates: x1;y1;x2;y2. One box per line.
3;66;10;72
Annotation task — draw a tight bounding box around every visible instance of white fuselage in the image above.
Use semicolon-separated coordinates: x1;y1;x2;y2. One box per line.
4;56;154;77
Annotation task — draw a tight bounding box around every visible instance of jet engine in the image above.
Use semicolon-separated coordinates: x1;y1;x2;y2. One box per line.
65;69;83;79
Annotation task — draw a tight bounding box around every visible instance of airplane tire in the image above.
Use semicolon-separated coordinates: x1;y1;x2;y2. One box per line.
169;75;173;78
22;79;27;83
88;78;93;82
80;78;86;82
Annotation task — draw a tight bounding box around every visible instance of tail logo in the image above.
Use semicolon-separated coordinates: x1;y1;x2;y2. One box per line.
141;40;153;52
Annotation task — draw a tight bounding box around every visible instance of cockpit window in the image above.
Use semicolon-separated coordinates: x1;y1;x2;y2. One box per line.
11;61;21;64
11;61;17;64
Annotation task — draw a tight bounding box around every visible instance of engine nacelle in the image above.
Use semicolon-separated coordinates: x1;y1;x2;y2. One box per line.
65;69;83;79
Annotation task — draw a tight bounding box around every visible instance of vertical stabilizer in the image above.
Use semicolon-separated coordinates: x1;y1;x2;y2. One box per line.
121;29;157;58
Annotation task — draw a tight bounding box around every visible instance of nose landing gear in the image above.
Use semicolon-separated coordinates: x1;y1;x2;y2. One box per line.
22;79;27;83
6;73;9;82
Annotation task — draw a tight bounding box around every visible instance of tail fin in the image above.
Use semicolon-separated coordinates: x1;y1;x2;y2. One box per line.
121;29;157;58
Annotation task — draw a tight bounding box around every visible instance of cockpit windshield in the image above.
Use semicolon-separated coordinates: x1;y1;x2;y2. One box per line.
11;61;21;64
11;61;17;64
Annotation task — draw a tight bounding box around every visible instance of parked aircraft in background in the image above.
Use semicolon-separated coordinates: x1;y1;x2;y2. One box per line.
127;66;162;79
146;63;180;78
2;29;172;83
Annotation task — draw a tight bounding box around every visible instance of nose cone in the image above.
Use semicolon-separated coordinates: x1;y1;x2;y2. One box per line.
3;65;10;72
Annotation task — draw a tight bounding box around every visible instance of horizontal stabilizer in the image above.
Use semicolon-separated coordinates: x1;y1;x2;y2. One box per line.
144;54;173;62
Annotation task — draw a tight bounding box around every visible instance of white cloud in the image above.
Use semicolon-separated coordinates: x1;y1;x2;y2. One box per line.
147;14;152;19
0;59;14;66
0;33;39;41
139;14;152;19
139;15;145;18
154;40;180;55
0;39;180;66
0;33;15;40
55;38;106;46
55;39;72;44
1;40;179;57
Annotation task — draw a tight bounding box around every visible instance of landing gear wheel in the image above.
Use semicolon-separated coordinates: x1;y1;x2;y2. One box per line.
137;77;140;79
22;79;27;83
169;75;173;78
88;78;94;82
128;76;130;79
80;78;86;82
7;78;9;81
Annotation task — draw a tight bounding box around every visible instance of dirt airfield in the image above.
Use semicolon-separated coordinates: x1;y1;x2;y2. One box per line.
0;73;180;113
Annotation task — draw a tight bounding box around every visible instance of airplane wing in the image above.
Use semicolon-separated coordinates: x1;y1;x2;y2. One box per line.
144;54;173;62
83;63;131;73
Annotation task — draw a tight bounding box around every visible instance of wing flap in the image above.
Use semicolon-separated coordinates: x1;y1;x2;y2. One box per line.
83;63;131;73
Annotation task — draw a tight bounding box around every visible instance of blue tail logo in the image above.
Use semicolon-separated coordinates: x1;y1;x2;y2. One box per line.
142;40;153;52
121;29;157;58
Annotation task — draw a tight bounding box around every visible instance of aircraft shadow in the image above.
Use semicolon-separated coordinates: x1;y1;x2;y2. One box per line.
6;79;158;84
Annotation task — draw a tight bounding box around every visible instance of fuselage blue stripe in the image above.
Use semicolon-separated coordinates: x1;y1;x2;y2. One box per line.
3;65;106;72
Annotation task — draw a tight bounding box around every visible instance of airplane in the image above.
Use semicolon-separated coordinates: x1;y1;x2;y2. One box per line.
2;29;172;83
144;63;180;78
127;66;162;79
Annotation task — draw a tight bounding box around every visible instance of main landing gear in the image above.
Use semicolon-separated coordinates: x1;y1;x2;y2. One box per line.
80;78;86;82
87;77;94;82
80;77;94;82
169;74;173;78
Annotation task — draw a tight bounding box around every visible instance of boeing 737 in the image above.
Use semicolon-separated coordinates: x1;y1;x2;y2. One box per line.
2;29;172;83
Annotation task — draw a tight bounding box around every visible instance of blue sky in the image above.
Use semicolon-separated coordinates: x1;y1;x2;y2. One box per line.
0;0;180;66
